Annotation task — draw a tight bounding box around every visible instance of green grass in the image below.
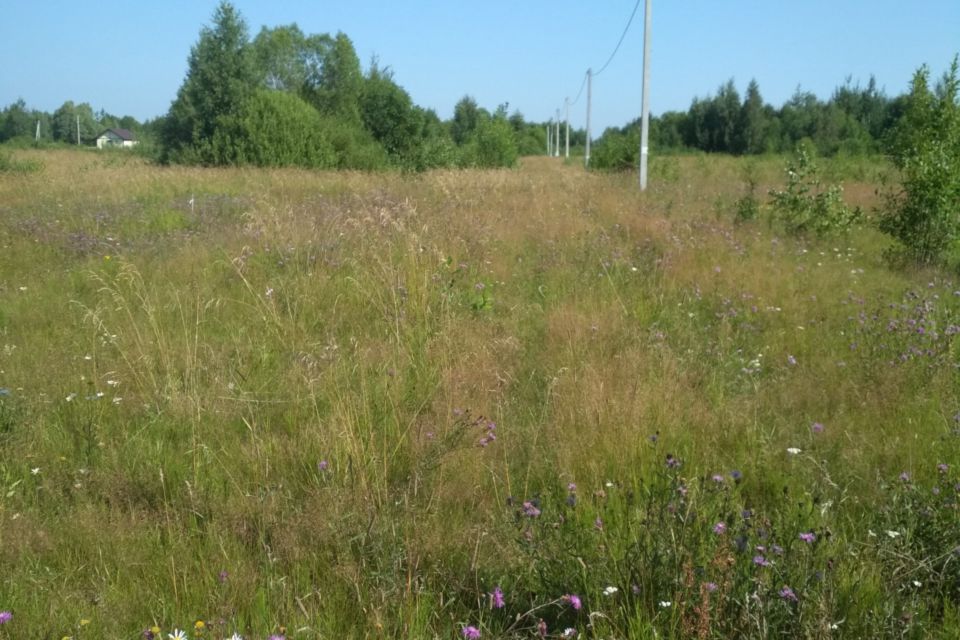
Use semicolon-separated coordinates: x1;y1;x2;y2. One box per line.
0;148;957;639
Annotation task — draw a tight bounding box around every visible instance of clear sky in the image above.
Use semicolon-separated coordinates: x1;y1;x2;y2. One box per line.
1;1;958;133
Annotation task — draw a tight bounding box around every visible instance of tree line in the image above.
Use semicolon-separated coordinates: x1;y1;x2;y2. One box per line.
590;76;910;170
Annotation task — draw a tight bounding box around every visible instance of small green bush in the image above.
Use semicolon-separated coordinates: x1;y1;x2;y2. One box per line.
769;144;861;235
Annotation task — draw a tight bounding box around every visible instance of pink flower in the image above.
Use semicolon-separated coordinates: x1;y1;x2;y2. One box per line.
462;626;481;639
713;521;727;535
491;586;505;609
563;593;582;610
799;532;816;543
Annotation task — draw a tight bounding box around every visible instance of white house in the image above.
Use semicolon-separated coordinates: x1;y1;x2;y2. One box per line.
96;128;139;149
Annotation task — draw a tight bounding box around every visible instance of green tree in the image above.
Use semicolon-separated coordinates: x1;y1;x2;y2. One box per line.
161;1;257;163
451;96;482;145
307;32;363;123
879;58;960;264
360;62;422;160
252;24;310;92
737;79;767;154
51;101;97;144
1;99;35;142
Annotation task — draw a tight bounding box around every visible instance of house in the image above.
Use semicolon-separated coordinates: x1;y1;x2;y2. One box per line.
96;128;139;149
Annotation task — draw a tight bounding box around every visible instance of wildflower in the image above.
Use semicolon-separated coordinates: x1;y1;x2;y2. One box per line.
899;471;911;482
937;463;949;474
594;517;603;531
779;585;798;602
786;447;802;455
704;582;718;592
665;454;680;469
268;635;285;640
31;467;40;475
787;355;797;366
730;469;743;482
229;635;243;640
194;620;205;634
713;521;727;535
772;544;784;555
567;482;576;492
537;619;547;637
522;501;541;518
603;586;618;596
462;626;481;639
491;586;505;609
711;474;724;483
886;530;901;538
0;611;11;624
753;555;771;567
317;460;328;471
218;570;229;583
912;580;922;587
799;532;816;543
168;630;187;640
562;629;578;639
811;422;824;433
563;594;582;610
658;601;672;608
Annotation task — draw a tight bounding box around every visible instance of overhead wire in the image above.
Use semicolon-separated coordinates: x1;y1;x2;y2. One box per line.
593;0;643;77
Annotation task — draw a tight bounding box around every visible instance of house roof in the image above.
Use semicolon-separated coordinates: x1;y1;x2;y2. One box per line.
98;128;136;141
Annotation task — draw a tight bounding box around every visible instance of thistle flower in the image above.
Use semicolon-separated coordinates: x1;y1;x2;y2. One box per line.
0;611;12;624
563;594;582;610
779;585;798;602
491;586;505;609
462;625;481;639
713;521;727;535
811;422;824;433
799;532;816;543
522;501;541;518
753;555;771;567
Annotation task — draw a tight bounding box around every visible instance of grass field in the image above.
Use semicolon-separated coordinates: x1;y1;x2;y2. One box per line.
0;149;958;639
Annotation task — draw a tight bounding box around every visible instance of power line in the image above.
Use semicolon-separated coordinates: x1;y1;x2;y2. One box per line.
568;71;589;107
593;0;642;77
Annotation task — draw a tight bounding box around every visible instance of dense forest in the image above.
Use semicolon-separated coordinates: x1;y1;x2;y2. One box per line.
0;1;952;173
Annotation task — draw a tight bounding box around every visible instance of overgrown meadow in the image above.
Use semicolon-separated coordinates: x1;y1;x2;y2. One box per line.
0;149;958;639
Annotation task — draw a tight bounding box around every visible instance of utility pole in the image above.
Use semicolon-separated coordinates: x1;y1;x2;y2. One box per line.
639;0;652;190
547;121;552;156
76;114;80;146
564;98;570;159
555;109;561;157
585;69;592;167
35;120;40;143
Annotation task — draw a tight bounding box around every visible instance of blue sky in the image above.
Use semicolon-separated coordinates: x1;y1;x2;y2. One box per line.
1;1;958;133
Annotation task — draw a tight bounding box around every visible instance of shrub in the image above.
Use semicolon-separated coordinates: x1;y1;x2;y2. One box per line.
879;57;960;265
769;144;861;235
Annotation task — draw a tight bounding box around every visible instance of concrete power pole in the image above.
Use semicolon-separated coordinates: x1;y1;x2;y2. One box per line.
585;69;592;167
555;109;561;157
639;0;652;190
35;120;40;142
547;121;552;156
564;98;570;159
76;114;81;146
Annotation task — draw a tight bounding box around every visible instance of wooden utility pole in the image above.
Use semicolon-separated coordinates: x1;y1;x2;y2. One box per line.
585;69;592;167
639;0;651;190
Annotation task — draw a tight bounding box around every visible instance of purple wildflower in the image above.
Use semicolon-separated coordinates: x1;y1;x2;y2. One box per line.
753;555;771;567
0;611;10;624
268;636;285;640
772;544;784;555
811;422;824;433
730;470;743;482
938;463;949;474
799;532;816;544
491;586;505;609
564;594;582;610
665;454;681;469
317;460;328;471
567;482;577;492
594;517;604;531
711;474;725;483
704;582;718;592
779;585;798;602
713;521;727;535
537;619;548;638
218;569;229;583
522;501;541;518
787;354;797;366
899;471;911;482
462;627;481;640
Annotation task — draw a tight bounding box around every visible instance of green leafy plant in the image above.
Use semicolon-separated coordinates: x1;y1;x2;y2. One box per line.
879;57;960;265
769;144;861;235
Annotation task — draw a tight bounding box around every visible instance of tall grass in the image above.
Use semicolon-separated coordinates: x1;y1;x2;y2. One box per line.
0;148;956;638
